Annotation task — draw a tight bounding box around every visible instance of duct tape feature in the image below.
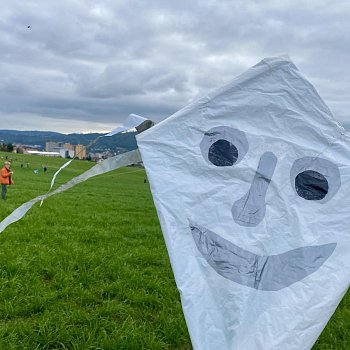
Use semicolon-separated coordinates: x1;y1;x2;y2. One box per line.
105;114;153;136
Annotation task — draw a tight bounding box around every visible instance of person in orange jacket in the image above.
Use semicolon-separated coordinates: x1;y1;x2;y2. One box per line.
1;161;14;200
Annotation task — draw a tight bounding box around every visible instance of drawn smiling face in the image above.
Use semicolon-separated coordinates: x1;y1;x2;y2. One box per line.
190;125;340;291
136;56;350;349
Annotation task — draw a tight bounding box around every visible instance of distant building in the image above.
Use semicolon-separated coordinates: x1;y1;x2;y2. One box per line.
13;144;42;154
89;152;104;162
74;144;86;159
63;143;75;151
26;151;61;157
45;142;60;152
59;149;75;158
21;145;42;154
45;141;87;159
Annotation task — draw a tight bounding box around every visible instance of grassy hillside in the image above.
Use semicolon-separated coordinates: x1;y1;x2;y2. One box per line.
0;152;190;349
0;151;348;349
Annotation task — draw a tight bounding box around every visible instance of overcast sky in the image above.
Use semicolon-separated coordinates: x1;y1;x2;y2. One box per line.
1;0;349;133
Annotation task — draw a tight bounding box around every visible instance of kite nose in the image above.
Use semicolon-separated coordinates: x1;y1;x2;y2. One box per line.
232;151;277;227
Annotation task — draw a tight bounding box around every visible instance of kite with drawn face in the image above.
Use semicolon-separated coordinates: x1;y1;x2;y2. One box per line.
137;56;350;350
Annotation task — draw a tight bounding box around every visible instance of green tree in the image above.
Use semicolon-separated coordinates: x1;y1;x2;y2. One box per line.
6;143;14;152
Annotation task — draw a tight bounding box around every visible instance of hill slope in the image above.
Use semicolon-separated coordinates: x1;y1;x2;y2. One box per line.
0;130;138;152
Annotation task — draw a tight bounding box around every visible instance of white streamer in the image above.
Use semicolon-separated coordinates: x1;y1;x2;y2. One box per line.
40;159;74;206
49;159;74;190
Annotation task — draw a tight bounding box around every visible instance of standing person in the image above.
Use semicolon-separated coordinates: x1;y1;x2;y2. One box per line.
0;161;14;200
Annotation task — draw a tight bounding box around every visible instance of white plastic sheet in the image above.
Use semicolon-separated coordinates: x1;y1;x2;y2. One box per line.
136;56;350;349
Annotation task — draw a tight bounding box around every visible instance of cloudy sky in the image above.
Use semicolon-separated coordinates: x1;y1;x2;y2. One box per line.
1;0;349;133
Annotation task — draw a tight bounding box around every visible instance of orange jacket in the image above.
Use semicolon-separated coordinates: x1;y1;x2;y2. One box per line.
0;167;13;185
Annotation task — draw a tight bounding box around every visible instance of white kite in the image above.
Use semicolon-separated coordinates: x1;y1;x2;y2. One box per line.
136;56;350;349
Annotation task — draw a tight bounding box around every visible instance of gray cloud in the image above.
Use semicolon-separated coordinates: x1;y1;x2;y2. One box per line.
0;0;349;132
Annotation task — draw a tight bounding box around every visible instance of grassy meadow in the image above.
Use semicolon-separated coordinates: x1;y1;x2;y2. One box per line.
0;151;349;349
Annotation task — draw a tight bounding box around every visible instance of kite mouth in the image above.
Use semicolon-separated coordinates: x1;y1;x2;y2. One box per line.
189;221;336;291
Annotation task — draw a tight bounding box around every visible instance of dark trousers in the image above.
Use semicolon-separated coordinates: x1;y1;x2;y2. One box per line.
1;184;7;199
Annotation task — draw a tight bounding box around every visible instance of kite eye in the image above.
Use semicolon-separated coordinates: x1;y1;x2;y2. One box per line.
200;126;248;167
208;140;238;166
290;157;340;202
295;170;328;200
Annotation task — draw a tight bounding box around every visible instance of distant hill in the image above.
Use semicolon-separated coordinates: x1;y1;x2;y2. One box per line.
0;130;138;153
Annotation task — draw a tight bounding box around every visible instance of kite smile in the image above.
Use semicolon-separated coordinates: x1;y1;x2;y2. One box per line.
190;221;336;291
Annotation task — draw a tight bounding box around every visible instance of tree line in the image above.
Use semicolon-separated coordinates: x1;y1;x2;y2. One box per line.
0;143;14;152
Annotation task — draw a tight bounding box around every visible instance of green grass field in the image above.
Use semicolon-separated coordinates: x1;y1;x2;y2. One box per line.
0;151;348;349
